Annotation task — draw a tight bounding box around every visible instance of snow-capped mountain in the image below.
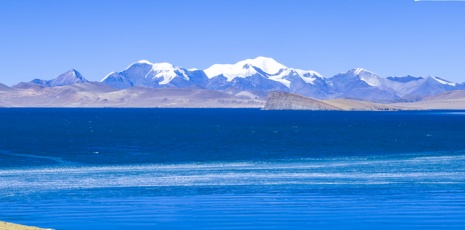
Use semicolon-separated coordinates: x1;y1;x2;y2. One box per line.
203;57;330;97
331;68;386;89
273;68;333;98
384;76;464;101
31;69;88;87
329;68;400;102
101;60;208;89
328;68;465;102
204;57;287;80
204;57;289;92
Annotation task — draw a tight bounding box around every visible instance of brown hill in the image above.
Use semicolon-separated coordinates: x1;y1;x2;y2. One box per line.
423;90;465;101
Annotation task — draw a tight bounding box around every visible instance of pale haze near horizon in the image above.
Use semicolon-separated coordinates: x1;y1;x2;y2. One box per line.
0;0;464;85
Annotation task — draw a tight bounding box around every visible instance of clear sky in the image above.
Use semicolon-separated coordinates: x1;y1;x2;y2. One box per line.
0;0;464;85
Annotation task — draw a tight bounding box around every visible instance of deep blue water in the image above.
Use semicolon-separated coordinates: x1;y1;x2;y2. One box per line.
1;108;465;229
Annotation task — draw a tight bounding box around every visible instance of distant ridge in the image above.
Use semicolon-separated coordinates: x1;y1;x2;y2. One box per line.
387;76;423;83
15;69;88;88
0;83;13;91
423;89;465;101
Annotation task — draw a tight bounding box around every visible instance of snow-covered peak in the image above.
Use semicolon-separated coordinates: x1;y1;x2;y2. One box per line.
238;56;287;75
353;68;365;75
433;77;457;86
128;60;177;71
270;68;323;87
146;63;188;84
293;69;323;85
109;60;190;85
347;68;382;87
136;60;153;65
124;60;154;70
348;68;373;76
204;56;287;81
205;63;258;81
151;62;176;71
102;72;117;81
293;69;324;79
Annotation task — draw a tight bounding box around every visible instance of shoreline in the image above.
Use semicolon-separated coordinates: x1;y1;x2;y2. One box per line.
0;221;49;230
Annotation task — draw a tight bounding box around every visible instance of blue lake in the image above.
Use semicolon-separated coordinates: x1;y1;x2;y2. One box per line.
1;108;464;229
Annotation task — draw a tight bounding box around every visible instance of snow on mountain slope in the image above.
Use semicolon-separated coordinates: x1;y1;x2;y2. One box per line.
204;56;287;80
101;60;200;89
433;77;457;86
352;68;382;87
272;68;323;87
383;75;462;100
119;60;190;84
244;56;287;75
331;68;384;88
329;68;400;102
148;62;190;85
203;57;324;93
400;76;462;100
204;63;260;81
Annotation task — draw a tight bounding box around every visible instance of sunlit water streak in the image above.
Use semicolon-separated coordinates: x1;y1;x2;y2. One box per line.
1;154;465;194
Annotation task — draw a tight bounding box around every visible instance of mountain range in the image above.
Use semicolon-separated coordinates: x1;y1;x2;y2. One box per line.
98;57;465;102
1;56;465;108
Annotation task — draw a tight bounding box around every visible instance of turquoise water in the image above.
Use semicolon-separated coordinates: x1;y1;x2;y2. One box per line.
1;109;465;229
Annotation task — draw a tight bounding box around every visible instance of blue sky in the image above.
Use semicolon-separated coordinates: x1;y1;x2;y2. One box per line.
0;0;464;85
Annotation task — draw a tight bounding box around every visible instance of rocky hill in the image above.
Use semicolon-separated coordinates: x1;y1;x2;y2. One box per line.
263;92;341;110
263;92;398;111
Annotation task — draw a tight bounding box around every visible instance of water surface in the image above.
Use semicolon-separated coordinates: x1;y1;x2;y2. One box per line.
1;109;464;229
